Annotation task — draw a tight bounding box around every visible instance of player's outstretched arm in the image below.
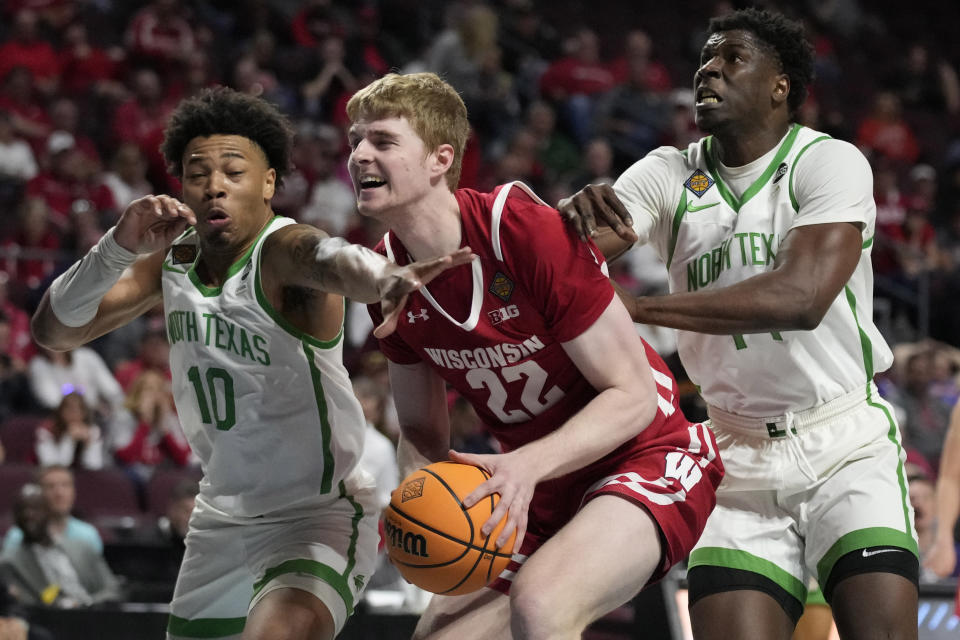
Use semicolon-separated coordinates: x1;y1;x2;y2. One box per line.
32;195;196;351
927;401;960;577
453;296;657;551
265;224;473;337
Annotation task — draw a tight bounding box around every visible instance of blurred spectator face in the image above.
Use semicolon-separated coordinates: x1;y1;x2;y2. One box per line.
3;67;34;101
526;101;556;137
64;23;88;48
875;91;902;121
20;197;50;241
907;44;929;74
574;29;600;63
114;142;147;184
167;494;195;539
141;332;170;369
12;10;39;42
625;30;653;59
351;376;384;426
0;111;12;141
58;392;88;424
14;487;49;543
585;139;613;177
133;69;162;103
909;475;935;536
39;466;76;518
905;351;933;393
50;99;79;133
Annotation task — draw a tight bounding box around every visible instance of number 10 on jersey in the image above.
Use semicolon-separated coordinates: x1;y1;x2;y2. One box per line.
187;365;236;430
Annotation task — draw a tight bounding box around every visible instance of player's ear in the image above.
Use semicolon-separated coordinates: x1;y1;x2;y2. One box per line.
430;144;455;179
263;167;276;200
772;74;789;106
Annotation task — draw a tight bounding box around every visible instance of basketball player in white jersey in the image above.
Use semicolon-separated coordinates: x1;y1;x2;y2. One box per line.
559;8;919;640
30;87;471;640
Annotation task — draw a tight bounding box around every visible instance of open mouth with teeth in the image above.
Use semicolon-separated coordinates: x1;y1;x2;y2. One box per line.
697;90;722;105
359;176;387;190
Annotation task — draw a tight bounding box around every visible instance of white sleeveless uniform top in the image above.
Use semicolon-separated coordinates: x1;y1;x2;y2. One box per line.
614;124;893;417
161;216;366;518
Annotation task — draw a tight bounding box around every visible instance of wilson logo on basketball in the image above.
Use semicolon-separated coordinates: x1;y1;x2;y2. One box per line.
384;519;429;557
401;478;425;502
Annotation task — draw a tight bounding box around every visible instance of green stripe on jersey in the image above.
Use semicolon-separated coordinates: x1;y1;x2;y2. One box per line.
167;615;246;638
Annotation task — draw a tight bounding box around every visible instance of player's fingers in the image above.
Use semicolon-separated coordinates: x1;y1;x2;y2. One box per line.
600;188;637;242
481;500;510;538
557;196;587;241
412;248;474;285
373;299;404;339
496;505;522;549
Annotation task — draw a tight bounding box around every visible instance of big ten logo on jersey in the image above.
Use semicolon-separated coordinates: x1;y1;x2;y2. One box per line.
488;304;519;325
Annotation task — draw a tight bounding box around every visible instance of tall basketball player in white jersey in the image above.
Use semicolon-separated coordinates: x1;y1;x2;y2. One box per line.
31;87;471;640
347;72;724;640
560;8;919;640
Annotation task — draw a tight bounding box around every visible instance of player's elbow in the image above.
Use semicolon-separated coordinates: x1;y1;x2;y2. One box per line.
30;305;80;352
771;279;831;331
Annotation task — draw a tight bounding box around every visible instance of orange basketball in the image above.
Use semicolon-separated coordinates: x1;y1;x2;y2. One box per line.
384;461;516;596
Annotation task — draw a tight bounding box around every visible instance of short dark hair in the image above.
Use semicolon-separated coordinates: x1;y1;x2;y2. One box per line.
708;8;815;119
161;86;295;187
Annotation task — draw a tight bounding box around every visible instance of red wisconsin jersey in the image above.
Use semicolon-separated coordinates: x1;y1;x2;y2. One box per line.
370;182;684;456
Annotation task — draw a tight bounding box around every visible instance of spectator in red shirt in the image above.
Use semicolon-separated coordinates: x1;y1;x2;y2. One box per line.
0;9;60;96
539;28;617;144
110;370;193;484
290;0;345;49
58;21;126;101
110;68;175;190
1;196;60;293
0;272;33;364
46;97;101;168
113;327;170;393
0;66;51;150
608;30;672;94
856;90;921;166
123;0;196;79
26;131;116;234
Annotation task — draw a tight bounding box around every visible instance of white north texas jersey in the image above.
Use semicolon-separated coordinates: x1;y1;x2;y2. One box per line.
615;124;893;416
161;216;366;518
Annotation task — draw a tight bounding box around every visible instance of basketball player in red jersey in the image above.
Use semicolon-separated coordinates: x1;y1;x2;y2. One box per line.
349;72;724;640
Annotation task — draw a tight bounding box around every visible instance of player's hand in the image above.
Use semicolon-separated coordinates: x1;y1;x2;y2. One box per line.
923;534;957;578
557;183;637;243
114;195;197;254
374;248;474;338
450;448;536;554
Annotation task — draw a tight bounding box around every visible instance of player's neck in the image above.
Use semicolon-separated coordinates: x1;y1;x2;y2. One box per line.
393;189;462;261
713;120;792;167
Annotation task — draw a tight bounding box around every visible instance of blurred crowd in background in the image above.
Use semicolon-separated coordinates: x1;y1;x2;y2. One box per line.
0;0;958;615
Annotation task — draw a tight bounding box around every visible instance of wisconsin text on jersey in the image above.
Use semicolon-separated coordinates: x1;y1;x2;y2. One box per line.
166;309;270;365
423;335;547;370
687;231;783;291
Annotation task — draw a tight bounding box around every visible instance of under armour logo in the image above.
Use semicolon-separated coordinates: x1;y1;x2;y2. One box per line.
407;309;429;323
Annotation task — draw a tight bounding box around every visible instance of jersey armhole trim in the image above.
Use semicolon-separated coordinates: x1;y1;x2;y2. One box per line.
788;135;832;212
253;232;344;350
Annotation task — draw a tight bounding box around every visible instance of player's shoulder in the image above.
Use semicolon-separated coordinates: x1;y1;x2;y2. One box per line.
793;132;871;177
619;144;695;183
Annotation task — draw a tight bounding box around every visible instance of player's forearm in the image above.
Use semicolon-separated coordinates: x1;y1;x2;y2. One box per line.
515;386;656;482
627;269;830;334
288;231;395;303
935;483;960;542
